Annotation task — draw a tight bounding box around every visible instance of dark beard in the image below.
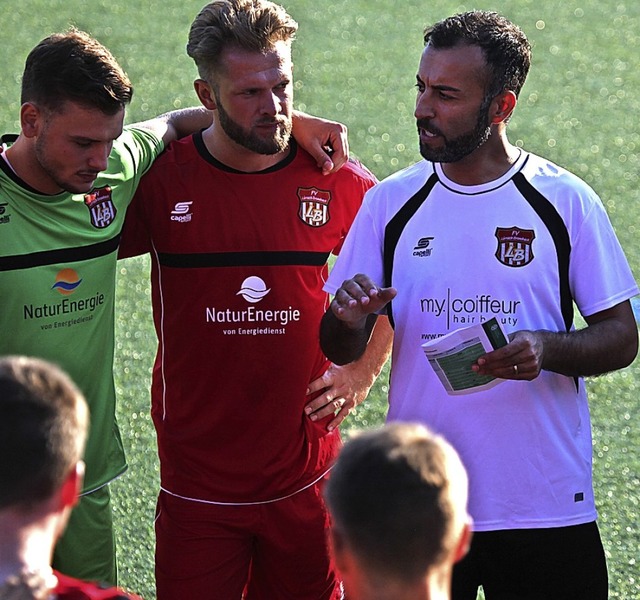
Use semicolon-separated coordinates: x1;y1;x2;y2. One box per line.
418;104;492;163
216;93;291;156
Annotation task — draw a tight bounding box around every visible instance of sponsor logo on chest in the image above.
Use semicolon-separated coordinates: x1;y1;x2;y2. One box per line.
205;275;303;337
22;268;106;329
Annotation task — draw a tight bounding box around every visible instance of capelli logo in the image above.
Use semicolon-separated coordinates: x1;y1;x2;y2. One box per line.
171;201;193;223
413;237;434;257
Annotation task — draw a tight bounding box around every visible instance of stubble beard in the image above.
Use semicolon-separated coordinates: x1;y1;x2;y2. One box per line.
34;130;95;194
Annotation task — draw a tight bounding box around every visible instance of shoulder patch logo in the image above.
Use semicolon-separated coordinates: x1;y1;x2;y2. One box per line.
495;227;535;267
297;187;331;227
84;186;116;229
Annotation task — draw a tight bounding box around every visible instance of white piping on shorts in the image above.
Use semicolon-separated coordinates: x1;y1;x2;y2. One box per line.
159;466;332;506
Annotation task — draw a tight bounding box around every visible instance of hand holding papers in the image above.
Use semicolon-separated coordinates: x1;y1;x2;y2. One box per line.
421;317;508;395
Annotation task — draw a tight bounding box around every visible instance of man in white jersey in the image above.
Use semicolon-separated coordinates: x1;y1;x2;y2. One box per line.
320;10;638;600
0;27;349;585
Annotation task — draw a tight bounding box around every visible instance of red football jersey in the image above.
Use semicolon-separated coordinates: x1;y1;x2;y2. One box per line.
54;571;142;599
119;134;376;503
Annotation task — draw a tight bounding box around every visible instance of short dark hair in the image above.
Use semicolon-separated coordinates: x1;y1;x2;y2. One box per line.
186;0;298;82
21;29;133;115
424;11;531;101
0;356;88;509
324;423;469;582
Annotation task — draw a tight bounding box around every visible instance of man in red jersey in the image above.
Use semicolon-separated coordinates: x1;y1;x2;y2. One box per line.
0;356;142;600
118;1;393;598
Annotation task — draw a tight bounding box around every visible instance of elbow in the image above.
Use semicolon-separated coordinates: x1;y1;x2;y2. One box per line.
319;310;367;365
319;330;352;366
319;312;344;364
620;328;639;368
326;354;354;367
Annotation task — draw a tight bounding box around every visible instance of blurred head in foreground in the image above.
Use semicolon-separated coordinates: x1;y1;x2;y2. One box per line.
0;356;88;595
324;423;471;600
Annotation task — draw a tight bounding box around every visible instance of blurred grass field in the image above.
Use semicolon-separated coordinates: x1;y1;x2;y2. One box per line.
1;1;639;598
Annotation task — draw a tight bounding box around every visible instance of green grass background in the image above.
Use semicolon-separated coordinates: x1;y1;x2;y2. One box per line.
1;1;639;598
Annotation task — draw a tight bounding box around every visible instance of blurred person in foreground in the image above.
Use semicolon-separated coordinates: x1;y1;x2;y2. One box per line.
320;10;638;600
324;422;471;600
0;356;142;600
0;26;349;585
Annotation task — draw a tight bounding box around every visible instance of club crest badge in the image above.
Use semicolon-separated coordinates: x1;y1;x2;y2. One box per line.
297;187;331;227
84;186;116;229
495;227;535;267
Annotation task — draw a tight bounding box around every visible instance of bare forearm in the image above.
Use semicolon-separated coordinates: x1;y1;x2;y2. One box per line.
320;310;377;366
135;107;212;146
538;302;638;376
474;301;637;381
352;315;393;381
539;321;637;377
163;107;212;140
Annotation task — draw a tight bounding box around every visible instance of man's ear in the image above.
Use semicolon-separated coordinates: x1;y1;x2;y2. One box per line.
453;522;473;563
20;102;43;138
329;527;349;573
490;90;517;125
193;79;218;111
59;461;85;509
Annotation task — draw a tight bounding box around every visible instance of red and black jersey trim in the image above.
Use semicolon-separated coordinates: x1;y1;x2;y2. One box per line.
157;250;330;268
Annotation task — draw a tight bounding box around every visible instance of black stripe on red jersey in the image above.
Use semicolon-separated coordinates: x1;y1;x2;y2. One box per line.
157;250;330;268
0;234;121;272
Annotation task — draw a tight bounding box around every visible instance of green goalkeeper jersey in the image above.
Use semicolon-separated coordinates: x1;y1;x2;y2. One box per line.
0;126;163;493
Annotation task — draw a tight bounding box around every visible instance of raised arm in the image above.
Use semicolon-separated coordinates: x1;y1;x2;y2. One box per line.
473;300;638;380
133;107;213;146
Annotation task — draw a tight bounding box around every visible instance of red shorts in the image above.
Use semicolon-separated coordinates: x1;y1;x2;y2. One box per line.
154;478;342;600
